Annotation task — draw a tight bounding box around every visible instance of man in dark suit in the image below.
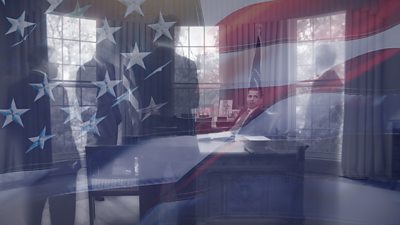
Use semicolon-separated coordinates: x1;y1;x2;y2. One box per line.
6;46;80;225
136;33;200;225
231;88;264;132
233;87;291;137
81;41;122;146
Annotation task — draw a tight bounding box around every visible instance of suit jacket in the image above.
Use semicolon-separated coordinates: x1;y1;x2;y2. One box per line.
138;45;199;136
93;60;122;145
233;107;264;129
234;106;284;137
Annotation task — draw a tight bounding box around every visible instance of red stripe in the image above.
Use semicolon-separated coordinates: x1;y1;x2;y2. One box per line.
217;0;400;51
346;0;400;41
344;49;400;85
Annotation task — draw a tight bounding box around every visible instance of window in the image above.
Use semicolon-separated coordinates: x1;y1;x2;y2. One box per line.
174;26;220;118
291;12;345;159
46;14;97;151
47;14;97;81
295;13;346;81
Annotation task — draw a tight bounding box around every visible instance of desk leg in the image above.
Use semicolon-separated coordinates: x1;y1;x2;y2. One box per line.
139;184;162;221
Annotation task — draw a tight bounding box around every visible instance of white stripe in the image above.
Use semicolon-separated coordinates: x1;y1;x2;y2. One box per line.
219;24;400;89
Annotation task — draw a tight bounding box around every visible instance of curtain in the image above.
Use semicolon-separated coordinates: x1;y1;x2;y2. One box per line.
0;1;48;173
342;2;400;179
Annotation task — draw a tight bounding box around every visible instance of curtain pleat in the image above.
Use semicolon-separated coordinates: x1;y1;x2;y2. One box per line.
342;6;393;179
0;6;47;173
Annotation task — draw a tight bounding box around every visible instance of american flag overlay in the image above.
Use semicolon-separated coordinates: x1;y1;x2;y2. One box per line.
1;1;400;225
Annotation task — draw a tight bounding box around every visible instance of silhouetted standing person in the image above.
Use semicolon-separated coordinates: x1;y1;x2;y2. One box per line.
7;46;80;225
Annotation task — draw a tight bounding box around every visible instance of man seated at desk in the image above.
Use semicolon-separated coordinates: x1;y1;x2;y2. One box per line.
231;88;263;131
230;87;289;138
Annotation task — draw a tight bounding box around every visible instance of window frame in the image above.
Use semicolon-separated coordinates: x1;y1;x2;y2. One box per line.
46;13;98;151
288;11;346;138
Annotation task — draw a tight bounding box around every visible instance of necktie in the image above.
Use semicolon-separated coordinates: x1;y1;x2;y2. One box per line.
232;109;251;131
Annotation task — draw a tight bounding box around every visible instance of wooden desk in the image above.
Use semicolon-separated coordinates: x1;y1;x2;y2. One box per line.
86;136;307;225
194;141;307;225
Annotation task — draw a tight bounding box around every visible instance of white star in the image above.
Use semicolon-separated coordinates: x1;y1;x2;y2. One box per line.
46;0;63;13
5;11;35;37
92;71;122;98
81;113;106;136
144;60;171;80
148;12;176;42
139;97;167;121
113;87;139;109
60;100;90;124
97;18;121;44
29;72;60;102
67;1;91;18
119;0;146;17
121;43;151;70
0;99;29;128
113;76;139;110
26;127;55;153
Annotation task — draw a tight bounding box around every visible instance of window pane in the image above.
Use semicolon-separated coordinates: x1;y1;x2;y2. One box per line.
204;67;219;83
295;93;311;106
80;18;96;42
47;14;62;38
175;47;189;60
189;27;204;46
335;64;345;79
297;65;315;81
63;40;80;65
81;42;96;65
204;47;219;69
204;47;219;83
205;26;219;46
63;65;79;80
297;19;312;41
189;47;204;66
48;38;62;64
295;105;306;128
331;13;346;39
63;17;80;40
296;43;314;65
313;16;331;40
175;26;189;46
189;47;205;81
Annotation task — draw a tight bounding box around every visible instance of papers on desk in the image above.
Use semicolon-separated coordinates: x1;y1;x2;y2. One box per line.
197;132;272;143
236;135;270;141
197;131;235;142
209;131;234;139
244;138;307;154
